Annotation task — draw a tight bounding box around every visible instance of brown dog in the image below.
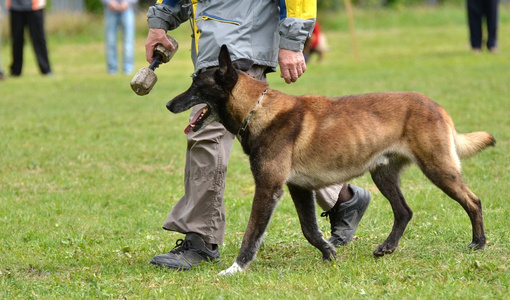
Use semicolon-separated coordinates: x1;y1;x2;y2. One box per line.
166;45;495;275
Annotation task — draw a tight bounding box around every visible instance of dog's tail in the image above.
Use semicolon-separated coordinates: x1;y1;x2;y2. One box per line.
454;131;496;158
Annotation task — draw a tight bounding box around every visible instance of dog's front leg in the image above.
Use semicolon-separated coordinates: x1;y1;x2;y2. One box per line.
219;186;284;276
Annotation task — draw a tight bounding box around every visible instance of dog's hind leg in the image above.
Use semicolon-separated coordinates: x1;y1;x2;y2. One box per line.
370;157;413;256
417;158;486;250
287;184;336;261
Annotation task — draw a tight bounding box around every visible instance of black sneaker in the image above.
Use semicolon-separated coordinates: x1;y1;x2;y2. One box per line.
321;185;371;246
150;233;220;270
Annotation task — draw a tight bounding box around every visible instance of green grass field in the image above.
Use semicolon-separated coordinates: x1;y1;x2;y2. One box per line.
1;5;509;299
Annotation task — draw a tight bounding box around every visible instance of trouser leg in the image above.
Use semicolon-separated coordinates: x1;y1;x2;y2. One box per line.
163;119;235;245
104;10;119;73
485;0;499;48
0;13;4;75
467;0;483;49
9;10;26;76
121;7;135;74
27;9;51;74
315;184;344;211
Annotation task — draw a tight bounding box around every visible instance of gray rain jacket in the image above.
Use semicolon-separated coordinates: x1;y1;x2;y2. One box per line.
147;0;316;72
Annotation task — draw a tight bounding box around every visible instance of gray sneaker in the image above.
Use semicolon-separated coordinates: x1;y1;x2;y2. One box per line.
150;233;220;270
321;185;371;246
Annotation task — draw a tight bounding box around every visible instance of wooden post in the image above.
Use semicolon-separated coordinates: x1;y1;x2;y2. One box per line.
344;0;360;61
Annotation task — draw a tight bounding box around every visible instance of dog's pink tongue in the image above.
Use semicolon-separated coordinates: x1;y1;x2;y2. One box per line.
184;106;206;135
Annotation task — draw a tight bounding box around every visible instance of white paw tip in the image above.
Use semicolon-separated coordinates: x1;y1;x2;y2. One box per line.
218;262;243;276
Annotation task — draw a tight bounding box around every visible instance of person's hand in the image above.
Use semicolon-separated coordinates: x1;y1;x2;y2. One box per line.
118;1;129;11
278;48;307;84
145;28;176;63
108;1;120;11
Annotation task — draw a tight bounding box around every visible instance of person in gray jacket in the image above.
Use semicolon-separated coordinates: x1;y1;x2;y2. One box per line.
146;0;371;271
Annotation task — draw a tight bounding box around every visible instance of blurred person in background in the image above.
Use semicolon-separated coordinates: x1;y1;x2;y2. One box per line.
467;0;499;53
102;0;138;75
7;0;52;76
303;21;328;63
0;6;5;80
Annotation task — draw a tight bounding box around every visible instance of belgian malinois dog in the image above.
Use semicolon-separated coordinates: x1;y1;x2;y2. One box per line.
166;45;495;275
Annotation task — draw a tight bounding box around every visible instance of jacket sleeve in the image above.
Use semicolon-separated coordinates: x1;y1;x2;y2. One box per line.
278;0;317;52
146;0;192;31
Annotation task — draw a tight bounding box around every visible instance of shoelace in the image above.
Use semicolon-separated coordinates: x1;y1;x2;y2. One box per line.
320;211;331;219
321;207;338;219
169;239;193;254
321;209;341;226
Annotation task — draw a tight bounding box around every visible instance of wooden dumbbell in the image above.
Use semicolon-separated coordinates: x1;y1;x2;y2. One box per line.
130;36;178;96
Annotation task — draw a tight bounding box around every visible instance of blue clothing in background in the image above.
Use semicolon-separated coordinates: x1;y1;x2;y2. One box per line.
103;0;137;74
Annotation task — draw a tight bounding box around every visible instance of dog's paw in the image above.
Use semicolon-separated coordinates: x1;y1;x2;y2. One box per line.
468;241;486;250
218;262;244;276
322;250;336;261
373;243;396;257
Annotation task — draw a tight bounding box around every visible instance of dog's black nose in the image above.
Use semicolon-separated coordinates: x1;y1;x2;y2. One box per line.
166;101;173;112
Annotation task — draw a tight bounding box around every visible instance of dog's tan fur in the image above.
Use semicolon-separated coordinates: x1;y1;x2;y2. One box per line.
167;45;495;275
233;74;492;189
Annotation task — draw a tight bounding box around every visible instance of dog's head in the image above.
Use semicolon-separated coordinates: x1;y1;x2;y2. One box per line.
166;45;254;134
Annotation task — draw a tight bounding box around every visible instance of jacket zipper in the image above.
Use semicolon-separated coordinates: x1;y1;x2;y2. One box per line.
196;12;242;26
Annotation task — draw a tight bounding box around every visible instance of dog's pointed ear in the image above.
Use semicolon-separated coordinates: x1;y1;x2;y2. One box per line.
218;45;235;76
217;45;237;90
219;45;254;72
218;45;230;67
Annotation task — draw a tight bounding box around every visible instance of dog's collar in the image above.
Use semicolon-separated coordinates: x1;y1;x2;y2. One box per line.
237;89;268;141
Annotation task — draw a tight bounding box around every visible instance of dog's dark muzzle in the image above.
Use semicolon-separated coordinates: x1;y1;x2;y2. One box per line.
166;98;189;114
166;100;175;113
166;91;202;114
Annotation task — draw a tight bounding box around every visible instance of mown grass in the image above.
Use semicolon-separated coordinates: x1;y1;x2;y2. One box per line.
1;5;509;299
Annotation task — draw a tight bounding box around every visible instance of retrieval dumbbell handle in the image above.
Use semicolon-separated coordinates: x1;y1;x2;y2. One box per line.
149;53;163;71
